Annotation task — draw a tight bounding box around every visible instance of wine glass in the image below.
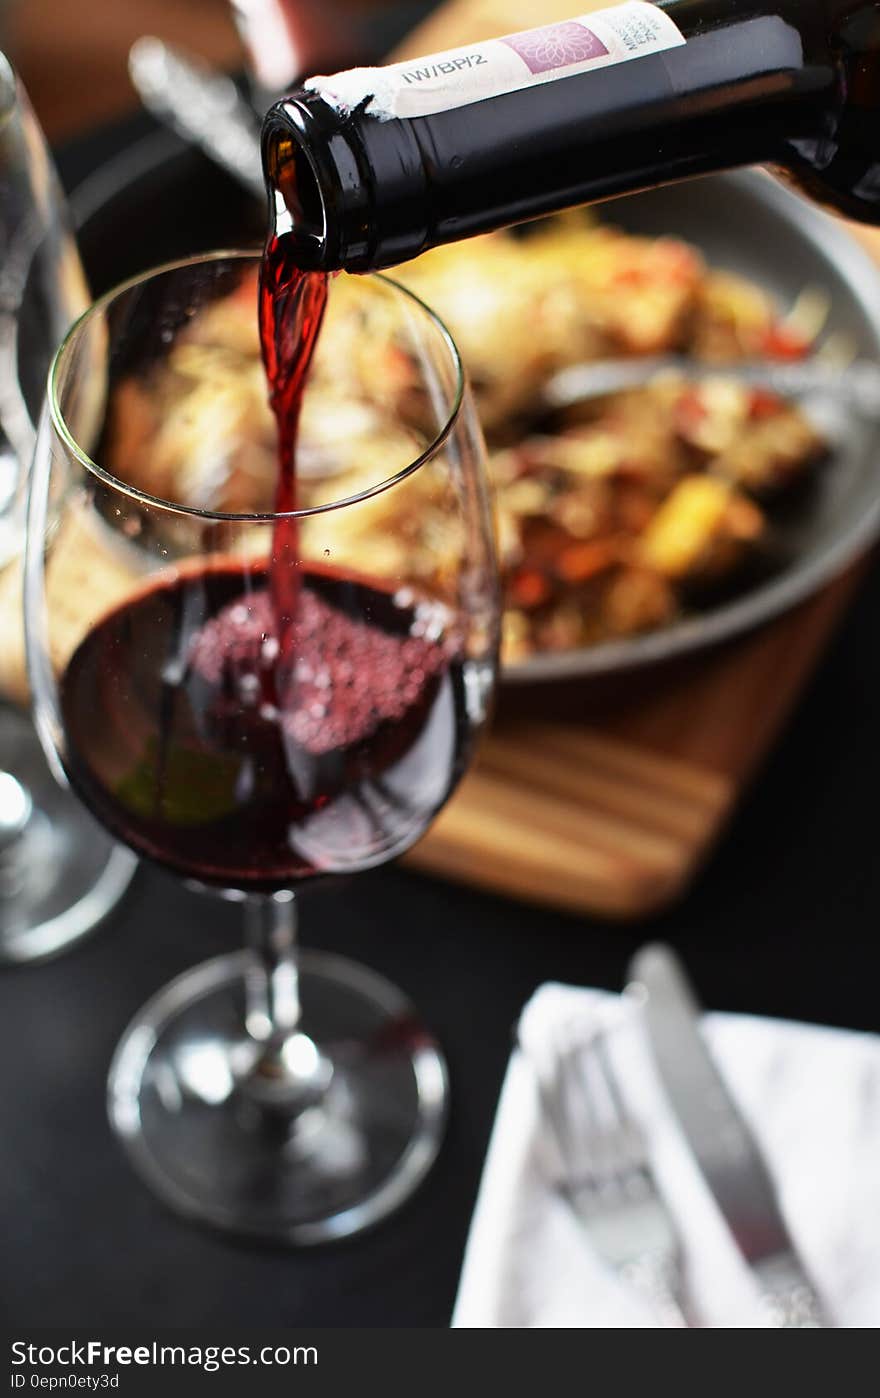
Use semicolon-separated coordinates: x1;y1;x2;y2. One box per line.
26;251;498;1241
0;52;135;963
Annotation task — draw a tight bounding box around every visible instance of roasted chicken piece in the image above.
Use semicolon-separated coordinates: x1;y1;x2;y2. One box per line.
395;233;571;434
395;217;707;432
523;220;705;356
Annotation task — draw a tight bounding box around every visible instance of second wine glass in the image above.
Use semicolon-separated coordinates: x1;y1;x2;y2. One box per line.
26;251;499;1242
0;51;135;963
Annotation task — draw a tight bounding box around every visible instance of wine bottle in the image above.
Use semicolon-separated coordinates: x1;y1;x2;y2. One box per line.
262;0;880;270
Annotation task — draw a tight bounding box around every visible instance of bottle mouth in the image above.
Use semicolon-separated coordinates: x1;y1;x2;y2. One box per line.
261;99;338;270
261;89;431;274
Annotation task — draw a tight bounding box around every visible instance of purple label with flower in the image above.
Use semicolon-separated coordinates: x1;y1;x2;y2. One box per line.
501;20;609;75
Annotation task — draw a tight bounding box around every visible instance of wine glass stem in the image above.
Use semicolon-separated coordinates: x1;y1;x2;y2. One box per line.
242;890;332;1109
244;890;301;1042
0;769;32;870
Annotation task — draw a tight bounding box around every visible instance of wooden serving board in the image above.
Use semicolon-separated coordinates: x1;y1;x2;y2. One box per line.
389;0;876;916
407;566;864;916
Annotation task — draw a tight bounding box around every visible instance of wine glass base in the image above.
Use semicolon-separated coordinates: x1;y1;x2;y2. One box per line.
0;708;137;964
107;949;449;1243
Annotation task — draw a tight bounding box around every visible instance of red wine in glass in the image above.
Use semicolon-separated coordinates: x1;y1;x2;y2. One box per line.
59;561;472;889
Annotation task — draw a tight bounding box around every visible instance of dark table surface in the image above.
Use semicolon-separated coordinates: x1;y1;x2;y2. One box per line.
2;114;880;1328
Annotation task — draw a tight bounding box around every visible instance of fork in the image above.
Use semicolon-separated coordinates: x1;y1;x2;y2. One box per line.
544;354;880;417
525;1025;694;1328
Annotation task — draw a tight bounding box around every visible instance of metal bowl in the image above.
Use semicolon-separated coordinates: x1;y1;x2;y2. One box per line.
71;134;880;685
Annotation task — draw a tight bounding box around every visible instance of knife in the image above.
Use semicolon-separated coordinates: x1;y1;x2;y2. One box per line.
627;943;830;1327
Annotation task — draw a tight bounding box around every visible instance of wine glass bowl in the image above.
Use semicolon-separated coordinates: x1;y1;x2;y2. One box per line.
26;252;498;1240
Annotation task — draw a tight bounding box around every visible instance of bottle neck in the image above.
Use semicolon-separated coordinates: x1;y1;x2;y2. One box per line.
264;0;839;271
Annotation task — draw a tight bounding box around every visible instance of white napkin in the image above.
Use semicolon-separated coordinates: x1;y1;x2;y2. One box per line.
453;984;880;1328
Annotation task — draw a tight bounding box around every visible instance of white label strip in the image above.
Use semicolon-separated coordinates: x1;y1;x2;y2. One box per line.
305;3;686;121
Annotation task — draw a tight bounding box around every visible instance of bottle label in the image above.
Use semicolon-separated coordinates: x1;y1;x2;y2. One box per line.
306;2;686;121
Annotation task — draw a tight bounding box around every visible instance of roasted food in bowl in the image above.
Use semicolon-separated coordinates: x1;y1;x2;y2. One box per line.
101;209;830;674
